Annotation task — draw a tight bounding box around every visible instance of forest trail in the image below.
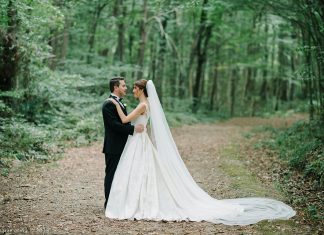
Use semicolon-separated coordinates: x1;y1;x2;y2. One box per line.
0;115;311;234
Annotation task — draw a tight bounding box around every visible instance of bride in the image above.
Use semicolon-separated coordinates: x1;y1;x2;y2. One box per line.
105;79;295;225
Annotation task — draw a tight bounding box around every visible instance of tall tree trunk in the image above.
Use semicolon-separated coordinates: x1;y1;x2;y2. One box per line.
192;0;213;113
270;25;277;100
244;15;258;113
177;22;185;99
0;0;19;92
260;17;269;102
149;40;157;87
128;0;136;79
244;15;257;102
244;67;255;100
209;42;221;110
136;0;148;80
87;2;108;64
289;50;296;102
114;0;125;65
274;25;284;112
307;2;324;123
209;62;219;111
278;26;288;102
186;37;197;99
274;77;281;111
155;15;168;101
229;68;237;117
49;29;60;70
170;11;178;101
301;27;315;120
301;0;324;123
61;18;70;61
48;1;69;69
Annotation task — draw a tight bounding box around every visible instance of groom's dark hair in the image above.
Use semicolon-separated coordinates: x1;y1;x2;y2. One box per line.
109;77;125;92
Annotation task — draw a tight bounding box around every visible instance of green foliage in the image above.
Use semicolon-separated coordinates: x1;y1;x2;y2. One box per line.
0;99;13;118
307;204;323;221
264;121;324;185
0;118;52;164
0;65;105;173
250;119;323;226
166;112;199;127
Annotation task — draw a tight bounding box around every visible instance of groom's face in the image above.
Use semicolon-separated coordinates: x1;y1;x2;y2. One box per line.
115;80;127;97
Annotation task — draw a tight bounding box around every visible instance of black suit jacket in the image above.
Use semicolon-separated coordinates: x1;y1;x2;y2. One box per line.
102;96;134;155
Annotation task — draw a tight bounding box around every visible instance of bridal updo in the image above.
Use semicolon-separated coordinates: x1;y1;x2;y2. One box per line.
134;79;148;97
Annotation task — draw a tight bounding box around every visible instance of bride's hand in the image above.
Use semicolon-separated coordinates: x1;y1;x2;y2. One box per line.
108;98;118;106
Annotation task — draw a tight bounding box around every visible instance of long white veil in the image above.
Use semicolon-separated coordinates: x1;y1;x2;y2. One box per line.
146;80;295;225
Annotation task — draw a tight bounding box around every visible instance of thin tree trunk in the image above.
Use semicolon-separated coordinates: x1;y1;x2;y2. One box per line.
192;0;213;113
49;29;59;70
309;14;324;123
155;15;168;100
230;68;237;117
289;50;296;102
136;0;148;80
244;67;255;100
274;77;280;111
278;26;288;102
87;2;108;64
260;18;269;102
170;11;178;100
244;15;257;99
244;15;259;115
301;27;314;120
305;1;324;123
149;40;157;87
270;25;277;99
209;40;221;110
128;0;136;79
0;0;19;92
114;0;125;64
209;62;219;110
61;18;70;61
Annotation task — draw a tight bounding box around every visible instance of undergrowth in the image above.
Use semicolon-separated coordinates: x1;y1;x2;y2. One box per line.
252;120;324;225
257;120;324;186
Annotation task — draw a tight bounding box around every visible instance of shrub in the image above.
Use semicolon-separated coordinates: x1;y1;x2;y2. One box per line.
274;120;324;185
0;118;52;164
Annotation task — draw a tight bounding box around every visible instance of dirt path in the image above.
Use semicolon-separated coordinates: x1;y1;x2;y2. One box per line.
0;115;310;234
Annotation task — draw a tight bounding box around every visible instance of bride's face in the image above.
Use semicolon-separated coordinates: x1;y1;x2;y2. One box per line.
133;85;143;99
133;85;140;98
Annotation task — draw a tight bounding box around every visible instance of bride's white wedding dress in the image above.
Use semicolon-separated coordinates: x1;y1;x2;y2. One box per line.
105;81;295;225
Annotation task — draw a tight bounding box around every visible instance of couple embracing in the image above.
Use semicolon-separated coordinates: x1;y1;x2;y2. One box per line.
102;77;295;225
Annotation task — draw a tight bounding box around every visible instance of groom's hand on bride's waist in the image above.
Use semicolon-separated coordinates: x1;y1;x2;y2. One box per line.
135;124;144;133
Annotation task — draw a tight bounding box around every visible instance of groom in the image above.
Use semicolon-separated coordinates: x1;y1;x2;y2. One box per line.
102;77;144;209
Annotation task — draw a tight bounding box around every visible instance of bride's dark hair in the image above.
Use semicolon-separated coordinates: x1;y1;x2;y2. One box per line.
134;79;148;97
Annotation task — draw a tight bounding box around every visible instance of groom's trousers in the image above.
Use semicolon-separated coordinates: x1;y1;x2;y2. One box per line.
104;153;120;209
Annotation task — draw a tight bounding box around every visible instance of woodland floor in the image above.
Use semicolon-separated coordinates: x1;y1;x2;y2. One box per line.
0;114;316;235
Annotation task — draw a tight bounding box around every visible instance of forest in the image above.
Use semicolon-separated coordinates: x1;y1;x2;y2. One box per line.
1;0;324;117
0;0;323;232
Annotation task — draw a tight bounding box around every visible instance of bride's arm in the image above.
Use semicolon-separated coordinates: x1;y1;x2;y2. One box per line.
109;99;146;123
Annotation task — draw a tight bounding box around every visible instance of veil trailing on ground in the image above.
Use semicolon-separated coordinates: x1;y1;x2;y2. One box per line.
146;80;295;225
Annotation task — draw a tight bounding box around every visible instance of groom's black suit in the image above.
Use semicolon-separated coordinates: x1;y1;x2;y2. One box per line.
102;95;134;208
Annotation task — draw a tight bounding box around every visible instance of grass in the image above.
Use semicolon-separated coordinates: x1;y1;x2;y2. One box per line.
219;145;284;198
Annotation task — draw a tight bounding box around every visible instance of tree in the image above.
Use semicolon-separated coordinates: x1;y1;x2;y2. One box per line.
192;0;213;113
0;0;19;92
